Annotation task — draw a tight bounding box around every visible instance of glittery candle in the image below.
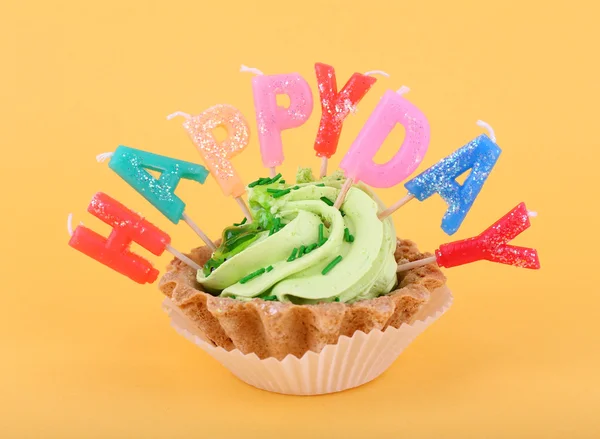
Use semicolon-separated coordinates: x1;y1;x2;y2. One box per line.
435;202;540;269
314;63;377;159
183;105;250;198
339;89;430;188
251;73;313;168
68;192;171;284
404;134;502;235
108;146;209;224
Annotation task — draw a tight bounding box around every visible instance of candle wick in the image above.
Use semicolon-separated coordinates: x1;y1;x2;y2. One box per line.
96;152;114;163
67;213;73;237
476;120;497;143
240;64;264;76
166;111;192;121
396;85;411;95
365;70;390;78
67;213;85;237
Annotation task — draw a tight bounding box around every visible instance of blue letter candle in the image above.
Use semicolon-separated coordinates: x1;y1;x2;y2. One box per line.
404;134;501;235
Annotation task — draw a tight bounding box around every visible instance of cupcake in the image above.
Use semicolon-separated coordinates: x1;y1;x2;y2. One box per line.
159;168;451;394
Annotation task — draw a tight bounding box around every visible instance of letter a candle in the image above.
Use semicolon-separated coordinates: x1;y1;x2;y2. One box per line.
379;120;502;236
98;146;216;250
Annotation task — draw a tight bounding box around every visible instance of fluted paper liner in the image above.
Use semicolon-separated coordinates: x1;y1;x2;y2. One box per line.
162;285;452;395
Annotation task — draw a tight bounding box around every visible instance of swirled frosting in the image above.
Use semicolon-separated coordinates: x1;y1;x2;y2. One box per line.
197;169;398;304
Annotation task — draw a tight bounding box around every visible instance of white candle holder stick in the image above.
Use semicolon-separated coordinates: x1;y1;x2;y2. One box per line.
396;256;437;272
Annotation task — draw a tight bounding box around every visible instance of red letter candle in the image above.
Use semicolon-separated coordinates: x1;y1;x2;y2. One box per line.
396;202;540;272
69;192;171;284
436;202;540;269
314;63;377;170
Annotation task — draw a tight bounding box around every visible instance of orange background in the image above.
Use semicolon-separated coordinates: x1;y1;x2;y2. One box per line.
2;0;598;437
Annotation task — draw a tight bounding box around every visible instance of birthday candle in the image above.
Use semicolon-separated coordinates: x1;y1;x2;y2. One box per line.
69;193;200;284
314;63;377;176
107;146;209;224
98;147;215;249
335;87;430;208
251;72;313;174
68;192;171;284
396;202;540;272
404;124;501;235
175;105;253;221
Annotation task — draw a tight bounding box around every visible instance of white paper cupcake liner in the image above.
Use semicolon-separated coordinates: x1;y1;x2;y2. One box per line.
162;285;453;395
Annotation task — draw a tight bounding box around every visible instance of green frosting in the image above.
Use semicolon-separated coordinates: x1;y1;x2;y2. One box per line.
198;168;398;304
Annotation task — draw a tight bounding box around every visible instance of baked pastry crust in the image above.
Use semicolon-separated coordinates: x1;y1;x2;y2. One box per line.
159;238;446;360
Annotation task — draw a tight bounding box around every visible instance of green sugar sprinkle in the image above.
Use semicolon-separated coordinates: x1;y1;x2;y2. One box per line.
239;267;266;284
233;217;247;226
263;295;277;301
344;228;351;242
287;247;298;262
272;188;291;198
249;175;280;188
320;196;334;206
269;217;281;236
305;243;318;253
334;297;340;302
298;245;306;257
322;255;343;275
293;185;300;190
279;179;286;184
315;183;325;187
318;223;324;244
248;177;269;188
349;234;355;242
266;265;273;272
340;210;346;217
267;188;282;194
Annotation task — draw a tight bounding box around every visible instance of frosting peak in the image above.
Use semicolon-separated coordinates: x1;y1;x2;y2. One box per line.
197;168;397;304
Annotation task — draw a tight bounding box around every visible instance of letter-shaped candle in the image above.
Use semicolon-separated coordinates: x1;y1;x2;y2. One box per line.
396;202;540;272
314;63;377;159
182;104;250;199
68;192;171;284
252;73;313;172
339;89;430;188
108;146;209;223
404;133;501;235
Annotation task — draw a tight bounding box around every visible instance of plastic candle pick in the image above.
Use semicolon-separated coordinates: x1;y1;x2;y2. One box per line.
97;146;216;250
379;120;502;236
68;192;201;284
250;70;313;176
168;104;253;222
396;202;540;272
335;87;430;208
314;63;378;178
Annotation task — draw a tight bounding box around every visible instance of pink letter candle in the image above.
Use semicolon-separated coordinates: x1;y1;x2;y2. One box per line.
340;88;430;188
252;73;313;173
